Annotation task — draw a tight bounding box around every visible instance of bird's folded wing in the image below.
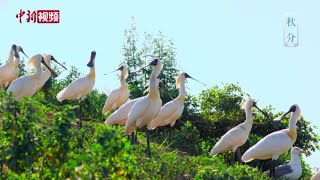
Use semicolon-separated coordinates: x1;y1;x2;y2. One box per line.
217;126;246;147
103;89;120;111
274;164;293;178
57;77;91;100
127;97;149;124
155;101;178;120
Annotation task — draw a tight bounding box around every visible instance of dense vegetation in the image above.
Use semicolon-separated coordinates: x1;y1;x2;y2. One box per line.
0;19;318;179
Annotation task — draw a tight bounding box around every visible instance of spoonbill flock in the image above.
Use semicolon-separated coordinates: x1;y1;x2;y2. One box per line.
1;44;316;179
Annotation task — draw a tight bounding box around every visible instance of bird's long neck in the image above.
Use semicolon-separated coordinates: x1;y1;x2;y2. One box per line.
149;65;161;91
289;154;301;166
8;48;14;64
244;107;253;127
42;61;52;79
13;57;20;67
120;70;127;86
148;66;161;98
176;80;186;104
34;63;43;77
288;113;298;132
87;67;96;80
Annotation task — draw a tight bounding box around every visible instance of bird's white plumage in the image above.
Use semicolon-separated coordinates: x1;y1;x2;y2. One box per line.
6;74;42;100
242;129;293;162
105;97;141;125
57;51;96;102
0;45;22;88
6;54;46;101
210;99;258;157
102;66;130;114
125;93;162;135
147;100;183;130
102;85;129;114
147;72;192;130
124;59;163;135
57;76;95;101
242;104;301;163
311;170;320;180
211;124;248;156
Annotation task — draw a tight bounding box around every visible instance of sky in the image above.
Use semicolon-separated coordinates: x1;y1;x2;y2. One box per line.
0;0;319;170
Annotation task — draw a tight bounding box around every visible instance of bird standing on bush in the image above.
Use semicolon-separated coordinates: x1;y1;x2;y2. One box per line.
265;146;306;180
209;99;266;164
102;65;129;114
0;44;29;89
124;58;163;157
242;104;301;178
6;54;58;101
56;51;96;129
104;81;161;126
147;72;205;131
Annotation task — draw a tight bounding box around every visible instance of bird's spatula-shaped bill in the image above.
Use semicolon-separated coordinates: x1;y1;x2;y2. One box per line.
184;73;207;87
252;102;272;120
131;59;159;73
51;56;67;70
19;47;29;59
273;107;293;121
104;66;123;75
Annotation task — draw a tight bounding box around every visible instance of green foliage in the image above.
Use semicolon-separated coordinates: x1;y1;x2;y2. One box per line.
18;58;27;76
121;18;179;105
0;20;318;179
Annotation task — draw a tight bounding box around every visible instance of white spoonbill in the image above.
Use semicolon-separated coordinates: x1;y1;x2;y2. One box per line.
0;44;29;89
265;146;306;179
56;51;96;129
124;58;163;156
105;80;162;144
311;170;320;180
6;54;57;101
242;104;301;178
38;54;67;89
147;72;206;130
102;65;129;114
209;99;267;164
105;80;161;126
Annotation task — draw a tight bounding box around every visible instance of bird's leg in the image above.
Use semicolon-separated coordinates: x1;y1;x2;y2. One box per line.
146;130;151;158
162;126;166;141
269;160;273;178
236;148;243;165
77;100;83;148
269;160;276;179
135;130;138;143
78;100;83;129
168;125;172;141
130;131;134;144
258;160;264;171
272;160;276;179
232;151;236;165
